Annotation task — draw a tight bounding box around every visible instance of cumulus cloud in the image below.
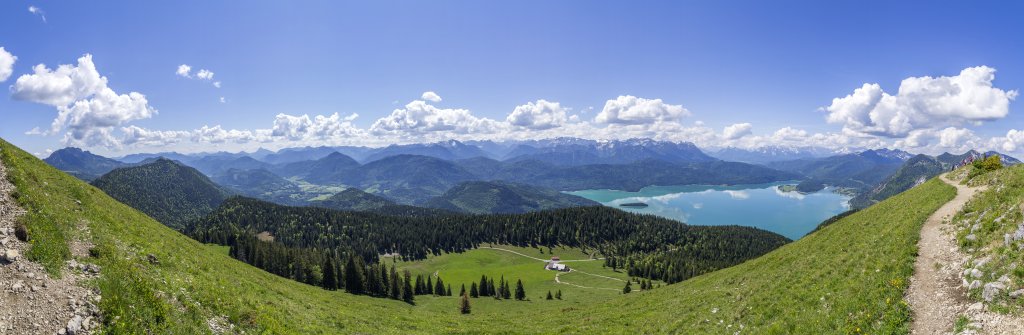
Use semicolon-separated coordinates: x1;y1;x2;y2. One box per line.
176;64;192;78
421;91;442;102
722;123;753;140
506;99;577;130
11;54;158;148
0;47;15;82
11;54;107;106
28;6;46;23
595;95;690;125
272;113;362;141
825;66;1018;137
371;100;502;135
213;81;221;88
196;69;214;80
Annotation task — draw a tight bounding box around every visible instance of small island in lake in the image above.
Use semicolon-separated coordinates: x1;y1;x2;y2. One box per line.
619;202;649;208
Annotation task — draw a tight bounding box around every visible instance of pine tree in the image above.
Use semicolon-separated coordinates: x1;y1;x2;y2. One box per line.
459;284;466;297
427;276;434;296
434;277;445;296
515;279;526;301
380;263;390;293
322;257;338;290
555;290;562;300
446;284;452;296
402;270;415;304
414;275;424;295
389;264;401;300
470;283;479;298
502;278;512;299
459;292;471;314
488;279;496;298
479;275;489;296
366;264;383;297
546;291;553;300
623;280;632;294
344;255;365;295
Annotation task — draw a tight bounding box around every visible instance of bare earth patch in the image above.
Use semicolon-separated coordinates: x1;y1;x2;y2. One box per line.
0;153;100;334
908;173;1024;334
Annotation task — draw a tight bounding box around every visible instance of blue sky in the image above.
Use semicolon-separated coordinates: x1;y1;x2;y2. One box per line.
2;1;1024;156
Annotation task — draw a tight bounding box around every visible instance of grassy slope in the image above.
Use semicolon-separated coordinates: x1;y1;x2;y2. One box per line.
2;138;957;334
537;178;954;334
955;165;1024;314
389;245;650;316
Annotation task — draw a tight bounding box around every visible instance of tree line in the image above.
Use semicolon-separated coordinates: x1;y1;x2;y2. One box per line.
190;196;790;293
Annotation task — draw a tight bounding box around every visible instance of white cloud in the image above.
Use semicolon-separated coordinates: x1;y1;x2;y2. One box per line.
937;127;977;148
11;54;158;148
506;99;576;130
11;54;107;106
273;113;363;141
995;129;1024;153
176;64;192;78
370;100;502;136
421;91;442;102
722;123;753;140
595;95;690;125
0;47;16;82
28;6;46;23
213;81;222;88
825;66;1018;137
219;96;226;103
196;69;214;80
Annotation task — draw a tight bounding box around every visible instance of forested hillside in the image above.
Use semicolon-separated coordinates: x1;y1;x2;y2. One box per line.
423;180;600;214
91;158;230;229
188;197;790;290
312;188;450;216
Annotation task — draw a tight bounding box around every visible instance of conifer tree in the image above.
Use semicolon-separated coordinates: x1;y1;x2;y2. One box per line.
402;270;415;304
488;279;497;298
447;284;452;296
459;284;466;297
344;255;365;295
322;257;338;290
502;278;512;299
459;292;471;314
470;283;479;298
623;280;632;294
434;277;445;296
427;276;434;296
389;264;401;300
366;264;384;296
479;275;488;296
546;291;553;300
515;279;526;301
414;275;424;295
555;290;562;300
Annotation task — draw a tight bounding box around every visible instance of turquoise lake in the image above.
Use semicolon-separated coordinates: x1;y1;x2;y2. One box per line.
567;182;851;240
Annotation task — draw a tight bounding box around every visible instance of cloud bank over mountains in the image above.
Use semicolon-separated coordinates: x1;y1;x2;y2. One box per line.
6;52;1023;156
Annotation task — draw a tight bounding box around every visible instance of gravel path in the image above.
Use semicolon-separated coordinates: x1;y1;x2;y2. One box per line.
0;152;100;335
908;173;1024;334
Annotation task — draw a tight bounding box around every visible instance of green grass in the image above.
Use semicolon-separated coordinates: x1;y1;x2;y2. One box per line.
388;244;650;315
951;164;1024;314
0;138;959;334
524;177;956;334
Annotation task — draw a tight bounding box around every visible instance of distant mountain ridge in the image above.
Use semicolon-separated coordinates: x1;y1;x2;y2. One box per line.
44;147;127;181
423;180;600;214
709;146;834;164
767;149;913;192
850;150;1020;208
